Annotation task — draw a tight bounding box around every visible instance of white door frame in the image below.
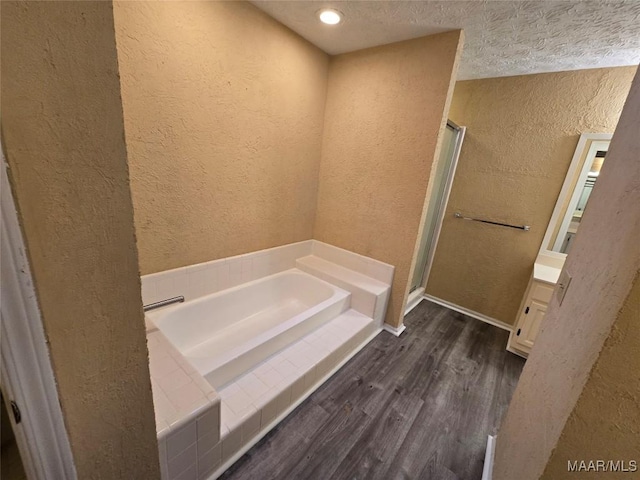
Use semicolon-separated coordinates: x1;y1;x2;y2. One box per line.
540;132;612;258
1;150;77;479
551;136;611;252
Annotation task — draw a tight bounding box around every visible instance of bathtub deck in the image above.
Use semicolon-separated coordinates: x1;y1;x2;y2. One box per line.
147;247;394;480
206;308;379;478
219;300;525;480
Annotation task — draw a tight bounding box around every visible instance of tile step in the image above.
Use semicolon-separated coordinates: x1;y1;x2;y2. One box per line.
208;309;378;478
297;255;390;296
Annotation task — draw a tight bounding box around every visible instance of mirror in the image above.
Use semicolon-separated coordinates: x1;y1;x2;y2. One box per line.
540;133;612;257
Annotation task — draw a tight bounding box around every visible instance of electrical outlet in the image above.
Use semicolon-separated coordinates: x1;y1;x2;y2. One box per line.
556;270;572;305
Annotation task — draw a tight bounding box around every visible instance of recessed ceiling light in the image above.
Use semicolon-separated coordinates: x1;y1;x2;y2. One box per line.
318;9;342;25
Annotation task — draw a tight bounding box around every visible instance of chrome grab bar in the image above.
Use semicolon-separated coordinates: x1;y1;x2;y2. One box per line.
143;296;185;312
454;212;530;231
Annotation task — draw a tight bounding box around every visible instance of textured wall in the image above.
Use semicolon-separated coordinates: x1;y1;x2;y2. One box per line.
493;69;640;480
114;1;329;275
314;31;464;328
1;2;160;478
427;66;637;325
542;271;640;479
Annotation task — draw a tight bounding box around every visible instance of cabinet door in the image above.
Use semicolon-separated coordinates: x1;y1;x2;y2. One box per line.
515;300;547;351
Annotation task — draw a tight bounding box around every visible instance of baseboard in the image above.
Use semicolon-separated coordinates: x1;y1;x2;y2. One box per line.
482;435;496;480
423;295;513;332
506;343;528;359
383;322;406;337
404;287;425;315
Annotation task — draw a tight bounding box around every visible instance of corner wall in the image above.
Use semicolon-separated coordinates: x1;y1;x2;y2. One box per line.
493;69;640;480
1;2;160;477
314;31;464;328
114;1;329;275
542;271;640;478
427;66;637;325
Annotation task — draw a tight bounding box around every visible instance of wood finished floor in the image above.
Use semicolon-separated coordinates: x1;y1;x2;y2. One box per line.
220;300;525;480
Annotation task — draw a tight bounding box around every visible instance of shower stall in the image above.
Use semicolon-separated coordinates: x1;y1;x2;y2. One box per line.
406;120;466;312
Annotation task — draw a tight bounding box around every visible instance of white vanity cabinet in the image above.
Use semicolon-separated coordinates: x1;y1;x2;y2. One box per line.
508;271;556;357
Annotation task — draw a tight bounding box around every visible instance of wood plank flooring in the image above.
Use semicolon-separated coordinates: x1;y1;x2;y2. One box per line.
220;300;525;480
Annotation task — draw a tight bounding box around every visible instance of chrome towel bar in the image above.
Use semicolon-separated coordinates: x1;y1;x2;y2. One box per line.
454;212;530;231
143;296;185;312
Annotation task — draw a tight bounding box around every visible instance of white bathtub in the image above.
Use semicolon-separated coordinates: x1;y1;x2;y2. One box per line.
147;269;350;388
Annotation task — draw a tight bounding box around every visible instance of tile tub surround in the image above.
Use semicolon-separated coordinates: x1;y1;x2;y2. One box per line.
144;240;394;479
141;240;394;309
149;308;379;480
311;240;394;285
147;330;222;480
141;240;313;306
141;240;312;305
296;255;392;326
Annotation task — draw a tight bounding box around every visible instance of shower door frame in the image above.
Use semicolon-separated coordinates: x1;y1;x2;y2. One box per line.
406;120;466;312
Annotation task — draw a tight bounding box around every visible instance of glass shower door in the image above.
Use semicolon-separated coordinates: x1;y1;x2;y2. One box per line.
410;121;464;293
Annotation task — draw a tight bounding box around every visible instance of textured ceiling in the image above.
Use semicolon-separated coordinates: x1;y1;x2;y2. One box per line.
251;0;640;80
